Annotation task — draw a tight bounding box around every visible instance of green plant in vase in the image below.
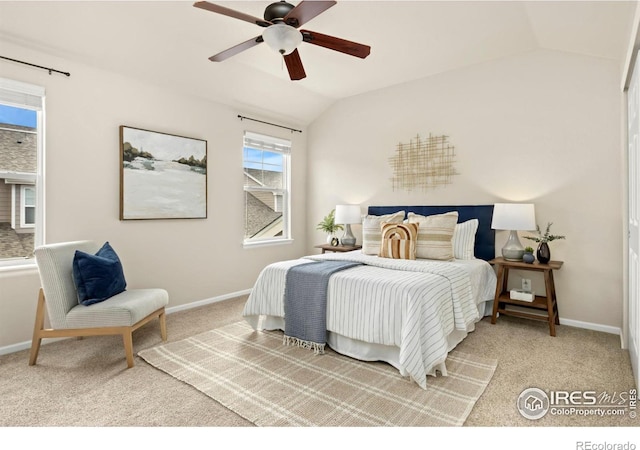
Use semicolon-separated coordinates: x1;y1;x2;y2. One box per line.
523;246;535;264
316;209;343;244
524;222;565;264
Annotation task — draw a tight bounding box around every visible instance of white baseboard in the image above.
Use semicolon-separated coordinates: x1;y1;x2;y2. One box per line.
559;317;622;337
0;288;253;357
0;341;37;356
165;289;252;315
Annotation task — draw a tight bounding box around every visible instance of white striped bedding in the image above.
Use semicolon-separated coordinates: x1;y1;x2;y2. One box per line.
242;251;496;389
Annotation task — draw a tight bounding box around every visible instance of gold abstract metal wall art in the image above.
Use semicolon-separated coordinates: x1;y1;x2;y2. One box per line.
389;133;458;191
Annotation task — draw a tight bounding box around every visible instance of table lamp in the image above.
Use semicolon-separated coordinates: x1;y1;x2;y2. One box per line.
335;204;361;246
491;203;536;261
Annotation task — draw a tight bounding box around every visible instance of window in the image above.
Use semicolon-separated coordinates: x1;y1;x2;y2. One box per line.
21;186;35;227
0;78;45;265
243;131;291;246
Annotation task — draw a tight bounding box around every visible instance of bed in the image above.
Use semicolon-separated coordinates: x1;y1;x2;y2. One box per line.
242;205;497;389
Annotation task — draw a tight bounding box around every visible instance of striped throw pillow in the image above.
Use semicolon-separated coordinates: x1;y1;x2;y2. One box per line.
379;222;419;260
407;211;458;260
453;219;479;260
362;211;405;255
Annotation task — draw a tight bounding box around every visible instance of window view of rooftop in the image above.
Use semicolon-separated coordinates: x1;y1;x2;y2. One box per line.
243;134;289;243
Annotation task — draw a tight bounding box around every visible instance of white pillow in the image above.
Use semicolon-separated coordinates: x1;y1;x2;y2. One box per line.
362;211;405;255
407;211;458;260
453;219;479;260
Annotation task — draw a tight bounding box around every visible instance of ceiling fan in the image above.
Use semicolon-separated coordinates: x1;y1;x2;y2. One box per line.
193;0;371;81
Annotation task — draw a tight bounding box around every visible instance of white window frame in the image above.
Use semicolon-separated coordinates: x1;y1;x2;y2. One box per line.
0;78;45;268
243;131;292;248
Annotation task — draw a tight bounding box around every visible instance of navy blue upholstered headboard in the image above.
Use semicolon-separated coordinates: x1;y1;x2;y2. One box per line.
367;205;495;261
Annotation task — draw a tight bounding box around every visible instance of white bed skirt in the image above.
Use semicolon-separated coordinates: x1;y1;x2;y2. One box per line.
244;299;492;383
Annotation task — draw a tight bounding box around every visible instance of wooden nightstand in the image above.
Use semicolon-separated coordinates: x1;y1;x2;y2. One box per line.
489;257;563;336
314;243;362;254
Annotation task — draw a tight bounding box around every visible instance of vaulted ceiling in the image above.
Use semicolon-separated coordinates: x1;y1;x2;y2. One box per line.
0;1;635;125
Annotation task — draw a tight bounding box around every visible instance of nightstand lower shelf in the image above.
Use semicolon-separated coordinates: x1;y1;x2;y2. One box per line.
494;294;559;322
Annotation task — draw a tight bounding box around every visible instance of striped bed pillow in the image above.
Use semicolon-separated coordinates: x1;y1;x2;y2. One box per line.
453;219;479;260
407;211;458;260
379;222;418;260
362;211;406;255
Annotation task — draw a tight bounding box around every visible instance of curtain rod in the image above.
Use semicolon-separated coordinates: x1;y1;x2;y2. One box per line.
237;115;302;133
0;56;71;77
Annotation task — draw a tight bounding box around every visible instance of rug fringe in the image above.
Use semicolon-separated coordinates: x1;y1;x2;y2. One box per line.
283;335;325;355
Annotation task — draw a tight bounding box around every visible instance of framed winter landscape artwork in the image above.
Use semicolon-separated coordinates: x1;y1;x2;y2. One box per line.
119;126;207;220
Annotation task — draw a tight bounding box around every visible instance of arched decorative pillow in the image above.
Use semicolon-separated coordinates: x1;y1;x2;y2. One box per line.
379;222;419;260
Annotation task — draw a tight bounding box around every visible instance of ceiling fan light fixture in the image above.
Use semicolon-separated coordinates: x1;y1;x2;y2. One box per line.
262;23;302;55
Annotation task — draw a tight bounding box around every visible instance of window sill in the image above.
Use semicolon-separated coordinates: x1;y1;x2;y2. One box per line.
243;238;294;249
0;258;37;273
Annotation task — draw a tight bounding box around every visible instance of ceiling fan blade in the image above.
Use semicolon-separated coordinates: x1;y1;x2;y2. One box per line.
301;30;371;59
283;49;306;81
194;1;271;27
284;1;336;28
209;36;263;62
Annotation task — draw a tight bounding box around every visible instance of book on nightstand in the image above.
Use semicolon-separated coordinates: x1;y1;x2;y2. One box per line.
510;289;535;302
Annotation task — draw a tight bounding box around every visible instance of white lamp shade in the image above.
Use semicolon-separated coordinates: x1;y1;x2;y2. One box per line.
491;203;536;231
335;205;361;224
262;23;303;55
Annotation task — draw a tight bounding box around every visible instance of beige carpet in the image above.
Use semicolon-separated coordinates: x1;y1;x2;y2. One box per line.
0;296;636;431
138;321;497;427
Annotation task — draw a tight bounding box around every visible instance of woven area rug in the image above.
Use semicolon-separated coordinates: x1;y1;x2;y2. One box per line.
138;321;497;426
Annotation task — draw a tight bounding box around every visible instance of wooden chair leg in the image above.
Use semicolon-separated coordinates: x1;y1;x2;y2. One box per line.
123;331;134;368
29;289;46;366
159;309;167;341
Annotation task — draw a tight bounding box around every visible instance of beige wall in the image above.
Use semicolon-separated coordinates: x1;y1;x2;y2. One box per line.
307;49;623;330
0;42;308;351
0;43;627;350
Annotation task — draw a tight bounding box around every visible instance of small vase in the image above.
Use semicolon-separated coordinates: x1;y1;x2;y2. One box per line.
537;242;550;264
326;233;334;244
523;252;535;264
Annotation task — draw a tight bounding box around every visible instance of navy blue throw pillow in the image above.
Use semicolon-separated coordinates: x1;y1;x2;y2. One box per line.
72;242;127;306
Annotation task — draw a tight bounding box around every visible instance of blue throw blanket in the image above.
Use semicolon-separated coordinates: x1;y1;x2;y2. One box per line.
283;260;362;354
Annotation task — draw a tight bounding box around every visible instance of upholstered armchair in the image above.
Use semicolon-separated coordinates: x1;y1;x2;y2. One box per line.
29;240;168;368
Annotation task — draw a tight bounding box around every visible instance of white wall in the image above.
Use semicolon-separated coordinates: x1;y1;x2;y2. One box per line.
0;41;308;351
307;49;623;330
